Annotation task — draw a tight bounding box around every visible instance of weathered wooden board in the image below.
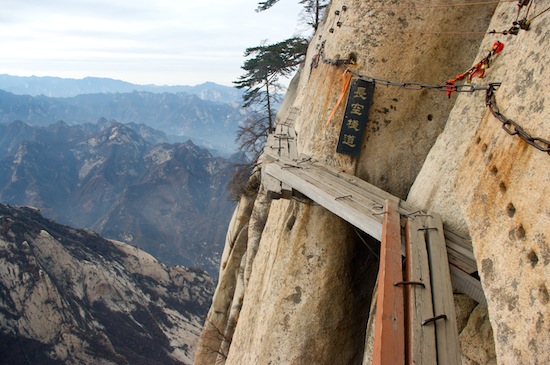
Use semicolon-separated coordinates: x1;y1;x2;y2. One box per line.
277;106;300;126
261;157;486;304
264;162;384;240
450;265;487;307
425;213;461;365
284;126;298;160
405;217;436;365
261;172;283;196
265;125;298;162
372;200;405;365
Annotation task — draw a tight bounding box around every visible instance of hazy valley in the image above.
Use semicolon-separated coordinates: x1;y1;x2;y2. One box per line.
0;119;238;276
0;75;245;363
0;75;247;155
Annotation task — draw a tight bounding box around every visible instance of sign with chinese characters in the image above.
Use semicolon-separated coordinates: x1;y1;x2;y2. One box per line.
336;78;375;156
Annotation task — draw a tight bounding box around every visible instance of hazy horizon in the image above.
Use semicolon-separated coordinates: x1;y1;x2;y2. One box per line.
1;72;236;88
0;0;308;87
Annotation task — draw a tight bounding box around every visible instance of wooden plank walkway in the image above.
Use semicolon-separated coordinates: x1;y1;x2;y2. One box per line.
375;207;460;365
261;126;486;306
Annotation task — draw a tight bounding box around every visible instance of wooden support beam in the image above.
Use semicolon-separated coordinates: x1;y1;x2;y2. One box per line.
404;217;436;365
276;106;300;126
266;124;298;162
373;199;405;365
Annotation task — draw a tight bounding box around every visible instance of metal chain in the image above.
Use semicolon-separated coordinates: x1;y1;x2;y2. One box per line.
320;61;549;154
486;83;550;154
345;68;493;93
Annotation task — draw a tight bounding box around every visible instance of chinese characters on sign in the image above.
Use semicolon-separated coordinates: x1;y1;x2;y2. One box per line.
336;78;375;156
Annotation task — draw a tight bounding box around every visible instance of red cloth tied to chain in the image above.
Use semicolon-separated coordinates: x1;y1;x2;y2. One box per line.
446;41;504;98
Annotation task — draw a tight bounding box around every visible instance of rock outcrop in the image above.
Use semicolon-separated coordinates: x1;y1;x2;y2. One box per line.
0;203;213;364
196;1;549;364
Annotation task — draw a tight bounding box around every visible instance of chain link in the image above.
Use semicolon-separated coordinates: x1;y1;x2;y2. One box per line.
486;83;550;154
322;65;549;154
343;69;493;93
346;74;549;154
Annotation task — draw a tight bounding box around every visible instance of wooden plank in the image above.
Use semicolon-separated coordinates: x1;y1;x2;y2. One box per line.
310;163;388;207
289;165;386;218
405;217;436;365
265;133;283;159
425;213;461;365
444;243;477;272
303;166;385;208
267;162;475;263
314;162;405;209
265;126;298;163
262;158;484;302
277;106;299;126
443;225;478;275
264;162;383;240
302;165;479;277
313;163;478;270
450;265;487;306
261;172;283;195
286;126;298;160
373;199;405;365
445;240;476;263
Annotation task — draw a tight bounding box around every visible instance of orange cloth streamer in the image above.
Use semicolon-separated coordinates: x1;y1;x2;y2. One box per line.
325;70;353;127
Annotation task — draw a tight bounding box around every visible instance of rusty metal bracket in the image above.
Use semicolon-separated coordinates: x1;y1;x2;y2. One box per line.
421;314;447;326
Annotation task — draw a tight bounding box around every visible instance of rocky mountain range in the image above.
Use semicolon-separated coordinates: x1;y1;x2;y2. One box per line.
0;203;213;364
0;76;243;364
0;88;247;154
0;74;243;103
0;120;238;276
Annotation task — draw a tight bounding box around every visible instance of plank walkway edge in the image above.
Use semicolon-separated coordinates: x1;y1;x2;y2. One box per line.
262;160;486;305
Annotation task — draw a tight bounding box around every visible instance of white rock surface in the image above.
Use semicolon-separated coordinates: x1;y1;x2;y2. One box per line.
0;204;213;364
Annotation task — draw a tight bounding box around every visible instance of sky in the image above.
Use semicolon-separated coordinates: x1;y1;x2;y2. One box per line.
0;0;308;86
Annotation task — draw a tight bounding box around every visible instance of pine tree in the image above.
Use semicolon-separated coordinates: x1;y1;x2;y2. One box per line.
228;37;307;198
234;37;308;134
233;37;307;159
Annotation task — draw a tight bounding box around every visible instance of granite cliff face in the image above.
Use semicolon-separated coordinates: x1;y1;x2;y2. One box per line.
0;203;213;364
196;1;549;364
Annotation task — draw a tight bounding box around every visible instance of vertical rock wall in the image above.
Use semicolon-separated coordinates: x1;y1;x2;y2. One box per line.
223;199;375;364
409;2;550;363
292;0;495;198
195;1;549;364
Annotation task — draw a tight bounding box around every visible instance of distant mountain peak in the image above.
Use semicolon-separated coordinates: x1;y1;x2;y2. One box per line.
0;74;243;104
0;120;237;275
